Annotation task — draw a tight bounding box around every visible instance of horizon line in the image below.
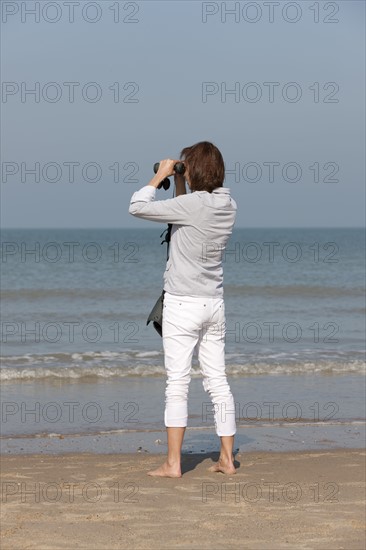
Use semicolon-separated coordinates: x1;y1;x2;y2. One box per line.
1;226;365;230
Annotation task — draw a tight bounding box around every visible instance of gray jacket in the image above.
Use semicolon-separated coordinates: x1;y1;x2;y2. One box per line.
128;185;237;297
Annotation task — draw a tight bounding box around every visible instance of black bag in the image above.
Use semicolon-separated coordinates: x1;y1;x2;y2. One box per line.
146;224;172;337
146;290;165;337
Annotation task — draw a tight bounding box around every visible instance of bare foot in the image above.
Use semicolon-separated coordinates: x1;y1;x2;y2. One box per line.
208;457;236;475
147;461;182;478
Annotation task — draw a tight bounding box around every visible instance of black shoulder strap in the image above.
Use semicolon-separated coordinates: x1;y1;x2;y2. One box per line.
160;224;172;261
159;187;175;261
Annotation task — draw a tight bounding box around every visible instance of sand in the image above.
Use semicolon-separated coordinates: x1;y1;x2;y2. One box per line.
1;448;365;549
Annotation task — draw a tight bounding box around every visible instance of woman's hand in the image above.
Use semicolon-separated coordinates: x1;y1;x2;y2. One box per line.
147;158;182;189
156;159;180;180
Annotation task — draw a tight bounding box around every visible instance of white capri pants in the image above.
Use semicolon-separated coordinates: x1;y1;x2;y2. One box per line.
162;291;236;437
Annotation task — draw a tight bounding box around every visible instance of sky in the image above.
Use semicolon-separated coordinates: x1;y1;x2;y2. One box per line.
1;0;365;228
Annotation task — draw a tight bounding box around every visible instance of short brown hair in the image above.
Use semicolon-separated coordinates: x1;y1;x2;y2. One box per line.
180;141;225;193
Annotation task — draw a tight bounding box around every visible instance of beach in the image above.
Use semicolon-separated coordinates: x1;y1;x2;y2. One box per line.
3;0;365;545
1;448;365;549
1;227;365;548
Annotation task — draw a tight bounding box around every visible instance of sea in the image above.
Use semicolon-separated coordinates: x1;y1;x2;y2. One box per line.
1;227;365;455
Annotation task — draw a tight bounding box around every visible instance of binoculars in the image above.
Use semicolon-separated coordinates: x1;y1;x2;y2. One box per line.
153;162;186;190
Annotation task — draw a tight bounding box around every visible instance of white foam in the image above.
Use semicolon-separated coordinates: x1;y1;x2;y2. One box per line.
0;359;365;383
135;351;162;358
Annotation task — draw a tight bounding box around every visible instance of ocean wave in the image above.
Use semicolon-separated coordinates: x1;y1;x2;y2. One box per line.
1;284;364;302
0;350;148;365
225;284;365;298
0;288;124;301
1;360;365;382
0;364;166;382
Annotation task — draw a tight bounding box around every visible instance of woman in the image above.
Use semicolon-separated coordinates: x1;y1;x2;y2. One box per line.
129;141;237;477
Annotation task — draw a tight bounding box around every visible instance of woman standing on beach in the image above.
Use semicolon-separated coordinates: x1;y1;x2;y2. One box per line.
129;141;237;477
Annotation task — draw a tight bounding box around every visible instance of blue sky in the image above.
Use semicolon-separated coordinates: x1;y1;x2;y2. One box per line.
1;0;365;228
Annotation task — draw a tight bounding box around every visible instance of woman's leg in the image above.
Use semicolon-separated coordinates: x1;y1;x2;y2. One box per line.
147;427;186;477
208;435;236;474
148;294;201;477
197;298;237;474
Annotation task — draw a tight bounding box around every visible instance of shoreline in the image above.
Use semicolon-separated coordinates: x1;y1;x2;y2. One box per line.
1;448;365;549
2;420;364;456
2;373;365;456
